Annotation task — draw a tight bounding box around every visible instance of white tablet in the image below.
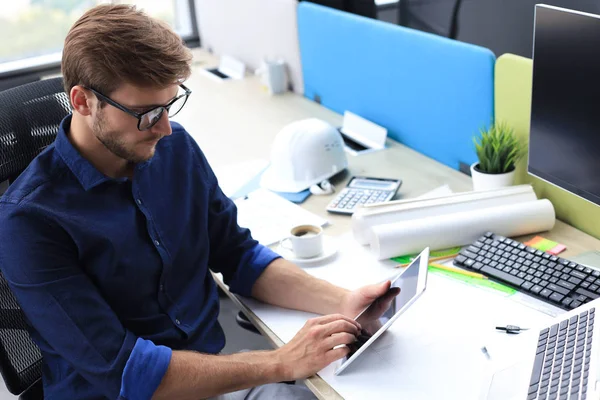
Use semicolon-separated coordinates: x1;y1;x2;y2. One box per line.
334;247;430;375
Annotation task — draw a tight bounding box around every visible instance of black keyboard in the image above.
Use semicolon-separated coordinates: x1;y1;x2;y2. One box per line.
454;232;600;310
528;308;595;399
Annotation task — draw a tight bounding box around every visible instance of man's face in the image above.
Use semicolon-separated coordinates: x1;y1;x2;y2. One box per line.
91;83;179;163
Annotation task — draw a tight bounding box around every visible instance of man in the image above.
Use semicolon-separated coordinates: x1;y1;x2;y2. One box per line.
0;5;395;400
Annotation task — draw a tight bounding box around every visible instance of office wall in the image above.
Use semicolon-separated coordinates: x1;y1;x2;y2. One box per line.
495;54;600;240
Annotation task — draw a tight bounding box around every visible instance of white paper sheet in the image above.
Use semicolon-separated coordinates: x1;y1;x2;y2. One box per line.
369;199;556;260
213;159;268;198
234;188;328;246
240;234;559;400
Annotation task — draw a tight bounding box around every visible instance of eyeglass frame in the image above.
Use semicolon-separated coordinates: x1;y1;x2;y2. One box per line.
83;84;192;131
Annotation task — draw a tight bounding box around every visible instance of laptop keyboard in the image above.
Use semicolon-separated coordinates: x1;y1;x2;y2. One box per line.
528;308;595;400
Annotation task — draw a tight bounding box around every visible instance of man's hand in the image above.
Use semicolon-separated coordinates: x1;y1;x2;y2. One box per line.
274;314;361;380
339;281;399;319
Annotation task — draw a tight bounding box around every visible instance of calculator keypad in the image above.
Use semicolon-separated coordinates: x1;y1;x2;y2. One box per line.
327;188;392;213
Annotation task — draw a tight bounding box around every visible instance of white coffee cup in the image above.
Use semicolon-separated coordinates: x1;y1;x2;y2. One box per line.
280;224;324;259
257;58;288;95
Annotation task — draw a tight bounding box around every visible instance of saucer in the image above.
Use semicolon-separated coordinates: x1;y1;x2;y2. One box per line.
276;235;338;266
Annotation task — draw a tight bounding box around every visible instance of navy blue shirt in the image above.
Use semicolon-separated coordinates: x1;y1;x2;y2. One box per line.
0;115;280;399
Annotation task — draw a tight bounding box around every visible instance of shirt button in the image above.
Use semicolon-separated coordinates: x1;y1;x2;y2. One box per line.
175;319;181;325
154;240;160;247
159;284;164;292
136;199;142;205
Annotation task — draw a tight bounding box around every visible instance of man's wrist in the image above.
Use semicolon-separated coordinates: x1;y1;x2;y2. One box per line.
337;288;353;316
269;348;292;382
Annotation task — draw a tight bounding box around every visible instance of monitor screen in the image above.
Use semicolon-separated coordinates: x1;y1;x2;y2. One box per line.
529;5;600;205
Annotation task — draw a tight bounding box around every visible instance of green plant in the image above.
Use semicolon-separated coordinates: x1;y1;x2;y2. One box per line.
473;122;525;174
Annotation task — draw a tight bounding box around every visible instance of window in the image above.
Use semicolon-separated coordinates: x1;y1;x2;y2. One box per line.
0;0;196;75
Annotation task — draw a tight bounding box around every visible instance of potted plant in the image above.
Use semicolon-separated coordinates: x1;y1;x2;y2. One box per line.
471;122;525;191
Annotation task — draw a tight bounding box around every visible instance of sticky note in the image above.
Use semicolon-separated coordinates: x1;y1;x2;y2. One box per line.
524;236;567;256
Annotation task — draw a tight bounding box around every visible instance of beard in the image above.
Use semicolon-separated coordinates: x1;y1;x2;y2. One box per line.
92;110;162;164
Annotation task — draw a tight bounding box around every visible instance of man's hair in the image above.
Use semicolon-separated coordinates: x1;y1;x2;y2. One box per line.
62;4;192;96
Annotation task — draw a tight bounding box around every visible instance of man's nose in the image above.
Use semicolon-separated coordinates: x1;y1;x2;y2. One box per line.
151;110;172;136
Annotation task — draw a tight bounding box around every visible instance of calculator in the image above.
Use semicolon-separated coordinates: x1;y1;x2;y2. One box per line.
326;176;402;215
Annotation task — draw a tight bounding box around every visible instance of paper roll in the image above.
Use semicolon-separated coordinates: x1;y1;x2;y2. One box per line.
353;185;538;245
369;199;556;260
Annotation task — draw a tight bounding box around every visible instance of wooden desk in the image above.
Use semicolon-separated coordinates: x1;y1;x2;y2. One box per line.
173;49;600;399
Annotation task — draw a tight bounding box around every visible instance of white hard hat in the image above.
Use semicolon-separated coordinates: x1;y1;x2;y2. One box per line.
260;118;348;193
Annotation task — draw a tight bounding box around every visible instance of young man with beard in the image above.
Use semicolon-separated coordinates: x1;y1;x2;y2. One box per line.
0;5;396;400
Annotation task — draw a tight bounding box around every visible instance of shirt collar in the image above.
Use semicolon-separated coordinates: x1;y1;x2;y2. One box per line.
55;115;128;191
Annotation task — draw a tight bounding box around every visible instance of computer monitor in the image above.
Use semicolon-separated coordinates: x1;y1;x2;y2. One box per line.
529;5;600;206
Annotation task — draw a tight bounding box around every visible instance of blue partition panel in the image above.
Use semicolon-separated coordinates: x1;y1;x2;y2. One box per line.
298;2;495;170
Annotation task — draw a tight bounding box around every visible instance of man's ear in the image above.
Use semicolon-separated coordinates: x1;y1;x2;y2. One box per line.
70;86;95;116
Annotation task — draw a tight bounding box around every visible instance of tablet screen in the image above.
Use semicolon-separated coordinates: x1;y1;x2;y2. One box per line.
343;252;426;363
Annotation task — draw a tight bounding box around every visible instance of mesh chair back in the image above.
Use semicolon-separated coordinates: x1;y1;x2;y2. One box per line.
0;273;43;395
0;77;70;183
0;77;70;395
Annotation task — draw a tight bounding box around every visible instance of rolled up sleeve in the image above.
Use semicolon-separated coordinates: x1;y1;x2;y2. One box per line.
226;241;281;297
0;205;169;400
119;338;172;400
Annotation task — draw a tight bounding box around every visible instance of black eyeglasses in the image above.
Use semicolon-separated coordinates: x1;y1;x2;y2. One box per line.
85;84;192;131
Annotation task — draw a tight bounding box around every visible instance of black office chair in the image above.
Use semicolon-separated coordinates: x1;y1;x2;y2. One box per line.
398;0;464;39
0;77;71;399
303;0;377;19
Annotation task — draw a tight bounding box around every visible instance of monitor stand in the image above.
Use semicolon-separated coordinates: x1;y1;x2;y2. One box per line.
572;251;600;270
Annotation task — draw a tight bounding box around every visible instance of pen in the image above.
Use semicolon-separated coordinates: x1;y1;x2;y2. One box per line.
428;263;488;280
496;325;529;334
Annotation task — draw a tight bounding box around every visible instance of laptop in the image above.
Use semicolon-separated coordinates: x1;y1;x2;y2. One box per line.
482;297;600;400
334;247;429;375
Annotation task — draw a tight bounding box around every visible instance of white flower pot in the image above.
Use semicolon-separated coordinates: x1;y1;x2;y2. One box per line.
470;162;516;191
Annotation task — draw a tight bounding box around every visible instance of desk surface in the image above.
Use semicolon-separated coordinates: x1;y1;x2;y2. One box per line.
174;49;600;400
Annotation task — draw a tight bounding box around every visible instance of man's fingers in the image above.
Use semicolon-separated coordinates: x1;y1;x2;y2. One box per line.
360;280;391;301
386;287;401;297
375;287;400;310
323;332;357;350
326;346;351;364
378;286;400;305
320;319;360;337
311;313;360;329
